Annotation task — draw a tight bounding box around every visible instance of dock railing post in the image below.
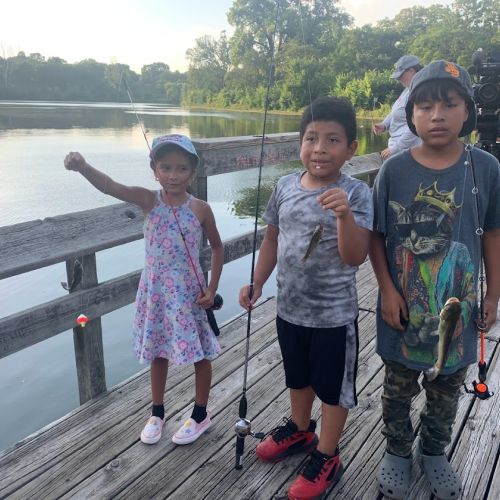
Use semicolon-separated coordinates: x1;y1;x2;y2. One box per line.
67;254;107;403
191;155;210;283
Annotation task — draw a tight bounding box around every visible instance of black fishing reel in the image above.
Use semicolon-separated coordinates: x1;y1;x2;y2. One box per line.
212;293;223;310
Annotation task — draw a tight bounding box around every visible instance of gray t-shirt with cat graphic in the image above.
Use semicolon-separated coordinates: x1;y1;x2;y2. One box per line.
263;171;373;328
373;147;500;373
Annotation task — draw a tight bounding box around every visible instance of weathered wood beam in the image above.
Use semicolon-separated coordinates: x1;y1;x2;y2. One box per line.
192;133;300;177
0;203;144;280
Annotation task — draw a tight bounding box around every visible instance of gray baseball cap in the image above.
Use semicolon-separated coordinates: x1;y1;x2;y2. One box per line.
405;59;477;137
391;55;420;79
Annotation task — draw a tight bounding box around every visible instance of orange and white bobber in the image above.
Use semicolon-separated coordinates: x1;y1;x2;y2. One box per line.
76;314;89;328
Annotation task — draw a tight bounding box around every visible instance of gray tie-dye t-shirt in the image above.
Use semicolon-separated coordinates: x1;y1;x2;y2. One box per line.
263;171;373;328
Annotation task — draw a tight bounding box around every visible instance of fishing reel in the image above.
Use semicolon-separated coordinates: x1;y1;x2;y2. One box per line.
212;293;223;311
463;319;494;400
234;397;264;469
463;360;494;400
235;417;264;440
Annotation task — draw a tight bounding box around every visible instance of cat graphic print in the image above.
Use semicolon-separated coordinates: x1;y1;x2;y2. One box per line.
388;181;475;367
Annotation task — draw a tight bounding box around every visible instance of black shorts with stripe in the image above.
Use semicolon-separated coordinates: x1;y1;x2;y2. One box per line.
276;315;359;408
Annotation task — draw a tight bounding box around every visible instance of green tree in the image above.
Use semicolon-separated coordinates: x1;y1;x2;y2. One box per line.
333;26;401;77
451;0;500;31
408;26;485;66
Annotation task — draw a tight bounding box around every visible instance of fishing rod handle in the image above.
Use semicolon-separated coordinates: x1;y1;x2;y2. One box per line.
239;394;248;418
478;361;487;382
235;435;245;470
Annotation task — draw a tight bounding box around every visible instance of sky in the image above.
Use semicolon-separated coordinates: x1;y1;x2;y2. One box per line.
1;0;454;73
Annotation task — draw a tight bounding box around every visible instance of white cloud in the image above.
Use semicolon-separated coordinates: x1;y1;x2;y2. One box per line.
341;0;454;26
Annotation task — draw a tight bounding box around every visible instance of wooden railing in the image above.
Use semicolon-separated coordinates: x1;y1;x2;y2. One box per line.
0;133;382;404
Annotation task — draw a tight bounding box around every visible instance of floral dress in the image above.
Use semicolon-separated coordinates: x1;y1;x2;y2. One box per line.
133;192;220;365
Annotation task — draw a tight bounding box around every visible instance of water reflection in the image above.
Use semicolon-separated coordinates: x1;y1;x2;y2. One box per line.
0;101;387;154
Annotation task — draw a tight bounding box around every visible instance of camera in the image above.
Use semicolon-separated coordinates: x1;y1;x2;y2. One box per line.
469;48;500;160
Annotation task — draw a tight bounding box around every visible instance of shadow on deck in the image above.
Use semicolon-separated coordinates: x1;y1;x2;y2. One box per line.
1;261;499;499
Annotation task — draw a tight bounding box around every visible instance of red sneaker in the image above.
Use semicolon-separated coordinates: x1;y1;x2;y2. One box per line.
256;417;318;463
288;449;343;500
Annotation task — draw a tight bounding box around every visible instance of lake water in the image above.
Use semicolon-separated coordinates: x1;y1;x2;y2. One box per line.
0;101;385;451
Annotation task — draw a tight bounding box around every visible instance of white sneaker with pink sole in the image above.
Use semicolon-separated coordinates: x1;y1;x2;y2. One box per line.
140;416;166;444
172;414;212;445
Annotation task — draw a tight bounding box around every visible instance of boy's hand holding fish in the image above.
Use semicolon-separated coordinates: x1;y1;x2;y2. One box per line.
317;188;371;267
317;188;351;219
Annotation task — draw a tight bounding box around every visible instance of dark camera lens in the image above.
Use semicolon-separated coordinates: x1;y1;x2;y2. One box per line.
213;293;223;310
477;82;499;105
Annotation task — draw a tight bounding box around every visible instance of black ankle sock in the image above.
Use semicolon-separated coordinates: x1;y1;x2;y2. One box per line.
315;447;339;459
191;403;207;423
152;404;164;420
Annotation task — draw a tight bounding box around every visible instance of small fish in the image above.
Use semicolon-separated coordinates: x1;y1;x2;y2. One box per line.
425;297;461;381
302;223;323;262
61;259;83;292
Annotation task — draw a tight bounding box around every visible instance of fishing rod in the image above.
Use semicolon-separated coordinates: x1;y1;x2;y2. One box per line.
462;144;494;400
463;260;493;400
234;0;282;470
120;76;223;336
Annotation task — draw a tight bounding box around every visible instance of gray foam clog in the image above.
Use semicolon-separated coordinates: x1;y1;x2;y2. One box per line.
377;451;411;499
417;440;462;499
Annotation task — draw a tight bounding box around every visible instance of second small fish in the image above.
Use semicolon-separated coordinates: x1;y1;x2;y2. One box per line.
302;223;324;262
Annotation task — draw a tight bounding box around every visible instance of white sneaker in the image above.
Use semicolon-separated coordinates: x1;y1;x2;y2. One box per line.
172;414;211;445
140;416;165;444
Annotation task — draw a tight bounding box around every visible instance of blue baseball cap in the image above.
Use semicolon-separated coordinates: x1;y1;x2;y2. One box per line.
150;134;200;166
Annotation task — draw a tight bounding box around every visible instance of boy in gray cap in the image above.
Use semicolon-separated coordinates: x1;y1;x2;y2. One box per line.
370;60;500;499
373;55;422;160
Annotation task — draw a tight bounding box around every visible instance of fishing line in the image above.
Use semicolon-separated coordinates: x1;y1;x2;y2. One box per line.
297;0;314;121
121;77;152;151
462;144;493;400
234;0;282;470
119;74;222;335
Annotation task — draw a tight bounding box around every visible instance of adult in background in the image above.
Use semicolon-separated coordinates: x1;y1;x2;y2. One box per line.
372;55;422;160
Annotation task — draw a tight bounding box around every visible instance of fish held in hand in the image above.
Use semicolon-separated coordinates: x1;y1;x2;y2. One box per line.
302;223;323;262
425;297;461;381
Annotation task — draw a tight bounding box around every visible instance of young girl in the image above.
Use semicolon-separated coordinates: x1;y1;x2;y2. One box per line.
64;134;224;446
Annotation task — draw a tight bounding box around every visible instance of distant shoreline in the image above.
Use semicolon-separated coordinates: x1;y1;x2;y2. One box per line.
0;99;387;119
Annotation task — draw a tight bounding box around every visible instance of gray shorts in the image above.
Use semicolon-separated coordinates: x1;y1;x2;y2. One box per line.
276;315;359;408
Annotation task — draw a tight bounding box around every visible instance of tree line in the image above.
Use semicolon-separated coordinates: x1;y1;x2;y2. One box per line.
0;0;498;113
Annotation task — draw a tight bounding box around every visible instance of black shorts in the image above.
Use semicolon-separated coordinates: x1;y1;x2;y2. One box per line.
276;315;359;408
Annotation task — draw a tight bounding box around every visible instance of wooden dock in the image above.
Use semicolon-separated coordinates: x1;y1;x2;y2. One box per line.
1;260;499;500
1;136;498;499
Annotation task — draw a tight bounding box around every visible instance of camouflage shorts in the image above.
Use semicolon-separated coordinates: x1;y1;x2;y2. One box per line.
381;358;468;456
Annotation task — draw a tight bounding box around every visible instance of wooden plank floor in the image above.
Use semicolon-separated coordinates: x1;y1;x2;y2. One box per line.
1;261;499;500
